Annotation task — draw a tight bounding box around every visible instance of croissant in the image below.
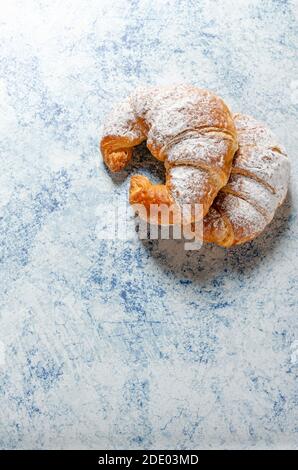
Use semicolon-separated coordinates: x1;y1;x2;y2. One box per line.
100;85;238;220
203;113;290;246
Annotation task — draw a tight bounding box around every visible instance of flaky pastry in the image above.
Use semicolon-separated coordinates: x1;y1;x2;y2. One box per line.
100;85;238;221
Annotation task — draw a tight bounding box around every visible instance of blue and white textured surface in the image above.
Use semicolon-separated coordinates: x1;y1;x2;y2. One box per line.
0;0;297;450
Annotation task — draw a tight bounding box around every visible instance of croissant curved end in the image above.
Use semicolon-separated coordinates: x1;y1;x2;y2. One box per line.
102;148;132;172
129;175;173;206
129;175;151;204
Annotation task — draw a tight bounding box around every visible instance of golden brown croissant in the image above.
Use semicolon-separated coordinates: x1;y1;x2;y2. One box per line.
203;113;290;246
100;85;238;220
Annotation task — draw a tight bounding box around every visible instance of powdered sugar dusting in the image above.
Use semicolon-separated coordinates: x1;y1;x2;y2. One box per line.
233;114;290;203
101;85;237;212
233;113;286;153
227;173;279;217
233;147;290;201
102;96;145;143
169;165;213;207
218;193;267;242
102;85;236;150
142;85;235;152
166;133;234;172
205;114;290;245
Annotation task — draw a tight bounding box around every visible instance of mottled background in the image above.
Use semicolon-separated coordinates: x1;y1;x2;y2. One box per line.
0;0;297;450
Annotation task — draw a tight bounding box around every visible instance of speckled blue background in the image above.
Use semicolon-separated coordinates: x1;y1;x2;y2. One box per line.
0;0;297;450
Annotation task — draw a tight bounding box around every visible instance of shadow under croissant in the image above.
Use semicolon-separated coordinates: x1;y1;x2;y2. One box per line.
138;191;292;283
